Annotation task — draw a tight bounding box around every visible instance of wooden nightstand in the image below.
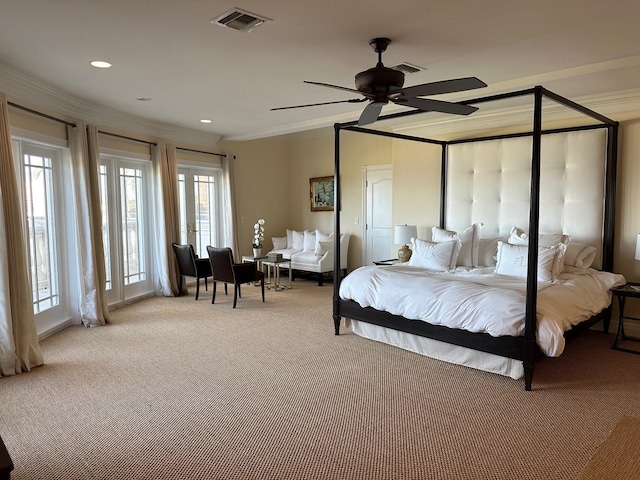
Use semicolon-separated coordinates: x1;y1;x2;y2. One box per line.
611;282;640;354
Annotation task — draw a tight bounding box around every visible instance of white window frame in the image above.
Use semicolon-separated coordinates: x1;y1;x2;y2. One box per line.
11;138;71;335
100;154;154;305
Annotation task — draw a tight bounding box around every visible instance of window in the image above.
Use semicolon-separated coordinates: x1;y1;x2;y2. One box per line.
178;168;221;258
99;155;153;304
12;139;70;331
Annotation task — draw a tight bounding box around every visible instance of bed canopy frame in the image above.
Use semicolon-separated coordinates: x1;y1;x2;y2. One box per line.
331;85;619;390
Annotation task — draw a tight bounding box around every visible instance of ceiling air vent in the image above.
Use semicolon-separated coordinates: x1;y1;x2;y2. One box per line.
392;63;423;74
212;8;271;33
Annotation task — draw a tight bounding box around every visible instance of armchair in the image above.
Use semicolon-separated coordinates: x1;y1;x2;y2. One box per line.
171;243;212;300
206;246;265;308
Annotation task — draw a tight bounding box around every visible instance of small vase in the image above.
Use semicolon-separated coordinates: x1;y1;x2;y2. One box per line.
253;248;262;258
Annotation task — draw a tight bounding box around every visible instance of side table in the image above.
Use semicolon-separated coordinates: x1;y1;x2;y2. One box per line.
611;282;640;354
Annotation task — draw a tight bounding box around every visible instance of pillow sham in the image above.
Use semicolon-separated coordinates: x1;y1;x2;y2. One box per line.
477;237;501;267
315;229;333;245
432;223;480;267
508;226;571;247
314;240;333;256
292;230;305;251
563;242;597;269
286;229;294;249
408;238;460;272
303;230;317;251
495;241;563;283
272;236;287;250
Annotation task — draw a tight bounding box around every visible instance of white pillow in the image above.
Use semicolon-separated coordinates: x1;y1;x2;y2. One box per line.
432;223;480;267
478;237;501;267
286;229;294;249
495;241;563;283
292;230;304;251
272;237;287;250
508;226;571;247
408;238;460;272
303;230;316;251
315;229;332;246
314;240;333;256
563;242;597;270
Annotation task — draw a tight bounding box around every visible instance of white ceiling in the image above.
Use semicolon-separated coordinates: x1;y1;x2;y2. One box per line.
1;0;639;145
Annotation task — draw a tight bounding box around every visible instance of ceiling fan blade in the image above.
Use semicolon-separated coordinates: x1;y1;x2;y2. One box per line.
400;77;487;98
271;98;366;111
358;102;384;126
304;80;369;96
398;97;478;115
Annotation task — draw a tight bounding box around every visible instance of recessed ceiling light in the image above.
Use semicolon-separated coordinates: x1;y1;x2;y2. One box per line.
136;96;152;102
200;119;212;124
90;60;112;68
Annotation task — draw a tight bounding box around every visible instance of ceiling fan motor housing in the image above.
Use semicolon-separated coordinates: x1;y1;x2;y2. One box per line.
355;67;405;100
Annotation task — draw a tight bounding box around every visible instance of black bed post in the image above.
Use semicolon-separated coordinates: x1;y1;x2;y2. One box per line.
333;123;342;335
523;86;544;391
603;123;619;273
440;143;447;228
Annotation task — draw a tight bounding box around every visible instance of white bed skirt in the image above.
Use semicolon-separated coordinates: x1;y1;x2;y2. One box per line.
345;318;525;380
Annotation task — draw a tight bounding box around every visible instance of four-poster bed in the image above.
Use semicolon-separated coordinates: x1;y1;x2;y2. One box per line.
331;86;622;390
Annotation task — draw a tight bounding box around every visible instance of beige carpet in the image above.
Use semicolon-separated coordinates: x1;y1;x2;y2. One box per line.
2;279;640;479
576;416;640;480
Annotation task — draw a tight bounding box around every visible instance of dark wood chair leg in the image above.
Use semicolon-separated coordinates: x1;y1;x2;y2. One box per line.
178;276;183;295
195;278;200;300
204;277;208;291
224;283;228;295
238;285;242;298
211;281;217;304
233;286;238;308
261;278;265;302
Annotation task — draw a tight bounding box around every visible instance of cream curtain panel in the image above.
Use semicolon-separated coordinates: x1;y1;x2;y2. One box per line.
153;142;180;296
67;123;110;327
222;154;239;260
0;92;43;376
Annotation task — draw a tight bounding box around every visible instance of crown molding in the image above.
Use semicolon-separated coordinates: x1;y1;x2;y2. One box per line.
0;63;222;148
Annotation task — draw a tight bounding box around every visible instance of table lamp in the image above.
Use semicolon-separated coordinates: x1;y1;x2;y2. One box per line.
395;224;417;263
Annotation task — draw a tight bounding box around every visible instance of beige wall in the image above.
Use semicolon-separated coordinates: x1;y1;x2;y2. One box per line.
219;138;290;257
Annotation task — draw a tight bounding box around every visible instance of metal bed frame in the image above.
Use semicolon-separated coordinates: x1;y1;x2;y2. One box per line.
331;85;619;390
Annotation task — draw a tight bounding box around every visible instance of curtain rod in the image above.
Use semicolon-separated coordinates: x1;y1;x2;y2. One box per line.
98;131;225;157
7;100;225;157
7;101;77;127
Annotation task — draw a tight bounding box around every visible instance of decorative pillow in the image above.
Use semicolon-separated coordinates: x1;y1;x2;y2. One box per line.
508;226;571;247
432;223;480;267
272;236;287;250
478;237;501;267
408;238;460;272
292;230;305;251
286;229;294;249
314;240;333;256
563;242;597;269
495;241;563;283
303;230;316;251
315;229;333;245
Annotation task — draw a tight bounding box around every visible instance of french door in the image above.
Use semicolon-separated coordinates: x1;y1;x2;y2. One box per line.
177;168;221;258
100;156;153;305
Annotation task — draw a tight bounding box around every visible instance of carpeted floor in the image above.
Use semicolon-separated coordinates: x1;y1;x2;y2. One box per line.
2;279;640;479
576;416;640;480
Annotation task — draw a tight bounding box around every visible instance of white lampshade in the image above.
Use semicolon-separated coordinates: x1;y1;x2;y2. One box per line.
394;225;417;245
635;233;640;261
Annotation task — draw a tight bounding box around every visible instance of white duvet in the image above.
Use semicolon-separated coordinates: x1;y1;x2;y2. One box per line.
339;265;625;357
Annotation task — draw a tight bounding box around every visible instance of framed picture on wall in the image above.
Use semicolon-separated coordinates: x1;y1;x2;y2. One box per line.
309;176;334;212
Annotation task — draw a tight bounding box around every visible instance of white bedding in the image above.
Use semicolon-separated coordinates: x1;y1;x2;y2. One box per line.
339;265;625;357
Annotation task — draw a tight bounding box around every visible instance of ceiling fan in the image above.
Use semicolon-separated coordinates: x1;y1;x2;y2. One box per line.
271;37;487;126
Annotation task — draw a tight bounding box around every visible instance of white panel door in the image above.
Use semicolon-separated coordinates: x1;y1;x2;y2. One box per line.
364;166;393;265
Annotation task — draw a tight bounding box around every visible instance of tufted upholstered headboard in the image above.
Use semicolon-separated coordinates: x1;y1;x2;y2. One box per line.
445;129;607;268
